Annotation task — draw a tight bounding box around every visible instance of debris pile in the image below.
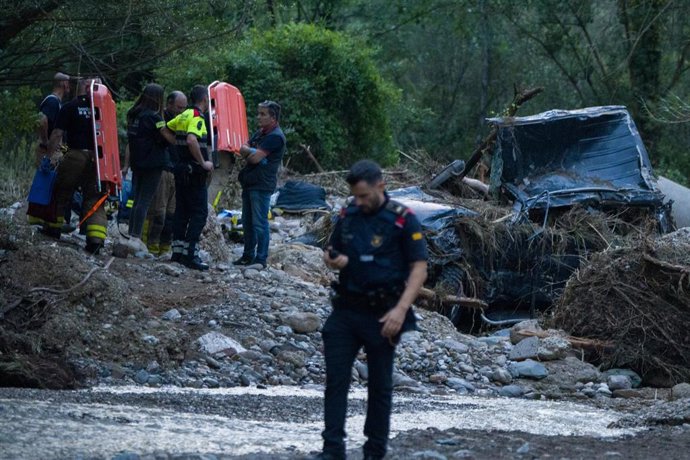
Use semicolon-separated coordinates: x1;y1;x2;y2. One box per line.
548;228;690;387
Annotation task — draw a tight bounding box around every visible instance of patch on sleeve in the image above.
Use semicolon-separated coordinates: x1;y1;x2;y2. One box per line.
197;120;203;131
411;232;423;241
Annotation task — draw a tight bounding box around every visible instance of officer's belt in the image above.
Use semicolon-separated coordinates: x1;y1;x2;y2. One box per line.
334;284;403;313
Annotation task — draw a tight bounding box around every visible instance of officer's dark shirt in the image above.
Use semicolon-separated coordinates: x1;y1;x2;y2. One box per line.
39;94;61;137
127;109;167;171
329;194;428;293
54;95;94;150
163;109;178;170
238;126;286;192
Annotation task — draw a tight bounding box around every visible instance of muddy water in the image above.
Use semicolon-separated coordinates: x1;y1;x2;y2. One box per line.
0;386;636;459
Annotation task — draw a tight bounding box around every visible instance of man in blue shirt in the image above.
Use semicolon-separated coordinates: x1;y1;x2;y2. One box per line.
234;100;286;269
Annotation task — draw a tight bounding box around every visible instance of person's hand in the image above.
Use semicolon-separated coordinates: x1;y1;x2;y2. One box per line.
379;304;407;339
202;160;214;171
323;246;348;270
49;151;64;168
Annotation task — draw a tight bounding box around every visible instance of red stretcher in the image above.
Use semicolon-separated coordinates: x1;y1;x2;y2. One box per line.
89;81;122;195
208;81;249;156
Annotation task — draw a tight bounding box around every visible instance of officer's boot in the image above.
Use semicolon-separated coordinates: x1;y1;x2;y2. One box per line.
85;237;103;255
183;241;209;271
171;240;185;263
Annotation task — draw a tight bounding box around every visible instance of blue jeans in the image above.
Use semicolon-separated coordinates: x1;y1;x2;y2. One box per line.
321;307;396;459
241;189;271;264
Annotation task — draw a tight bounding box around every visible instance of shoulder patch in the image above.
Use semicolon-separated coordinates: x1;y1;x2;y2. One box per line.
196;120;203;131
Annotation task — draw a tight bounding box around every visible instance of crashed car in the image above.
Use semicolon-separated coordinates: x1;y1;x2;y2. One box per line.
423;106;674;330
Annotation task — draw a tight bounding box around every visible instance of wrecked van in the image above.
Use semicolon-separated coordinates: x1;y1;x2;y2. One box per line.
426;106;673;330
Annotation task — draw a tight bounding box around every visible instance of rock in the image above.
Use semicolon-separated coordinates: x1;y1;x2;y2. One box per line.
508;336;540;361
510;319;542;344
537;335;570;361
602;368;642;388
516;442;530;454
111;242;130;259
612;389;643;399
393;372;419;387
607;375;633;391
439;339;469;354
491;368;513;384
429;373;447;384
158;264;184;277
161;309;182;321
276;350;306;367
498;384;526;398
508;359;548;380
355;361;369;380
446;377;475;393
141;335;159;345
133;369;149;384
543;356;601;384
671;382;690;400
285;312;322;334
197;332;246;355
412;450;447;459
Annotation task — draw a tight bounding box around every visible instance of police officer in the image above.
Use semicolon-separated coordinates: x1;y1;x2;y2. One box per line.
42;77;108;254
318;160;428;460
166;85;213;270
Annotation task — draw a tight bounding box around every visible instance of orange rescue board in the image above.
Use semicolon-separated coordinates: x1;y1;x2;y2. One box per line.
208;81;249;155
89;81;122;195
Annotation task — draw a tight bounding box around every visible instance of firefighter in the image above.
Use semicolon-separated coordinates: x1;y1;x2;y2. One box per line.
166;85;214;270
144;90;187;257
44;77;108;254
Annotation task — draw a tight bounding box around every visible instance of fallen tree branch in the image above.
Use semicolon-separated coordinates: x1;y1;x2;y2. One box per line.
643;253;690;273
516;329;614;351
299;144;324;173
29;257;115;295
458;85;544;181
417;287;488;310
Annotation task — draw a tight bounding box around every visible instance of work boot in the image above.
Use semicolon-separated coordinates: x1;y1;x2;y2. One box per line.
171;240;185;263
40;225;61;239
60;223;77;233
147;243;160;257
85;238;102;255
183;241;209;271
232;255;253;266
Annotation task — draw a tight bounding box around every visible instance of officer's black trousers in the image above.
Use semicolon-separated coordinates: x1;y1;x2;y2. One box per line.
322;307;395;459
173;172;208;244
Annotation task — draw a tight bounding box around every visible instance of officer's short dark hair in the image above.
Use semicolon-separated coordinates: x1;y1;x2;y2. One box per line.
259;100;281;122
346;160;383;186
190;85;207;105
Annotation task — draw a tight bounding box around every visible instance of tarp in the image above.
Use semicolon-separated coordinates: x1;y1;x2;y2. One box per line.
488;106;666;213
274;181;330;212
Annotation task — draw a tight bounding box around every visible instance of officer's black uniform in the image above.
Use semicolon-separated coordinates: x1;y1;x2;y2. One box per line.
167;106;209;269
322;194;428;460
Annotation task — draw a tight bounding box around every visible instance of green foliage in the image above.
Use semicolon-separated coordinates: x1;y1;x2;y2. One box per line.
229;24;397;170
0;87;41;206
